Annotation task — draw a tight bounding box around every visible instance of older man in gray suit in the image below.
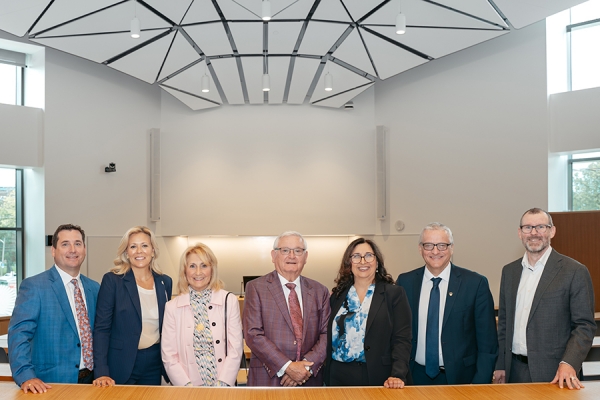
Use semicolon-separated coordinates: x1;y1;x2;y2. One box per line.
494;208;596;389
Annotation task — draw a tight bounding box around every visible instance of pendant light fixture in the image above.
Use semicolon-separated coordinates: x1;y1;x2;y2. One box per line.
262;0;272;21
262;54;270;91
131;0;140;39
201;62;210;93
324;62;333;92
396;0;406;35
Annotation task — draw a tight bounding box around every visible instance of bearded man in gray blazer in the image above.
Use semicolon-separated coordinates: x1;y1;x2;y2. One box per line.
494;208;596;390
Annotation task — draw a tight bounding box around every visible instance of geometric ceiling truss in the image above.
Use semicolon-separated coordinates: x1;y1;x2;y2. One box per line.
0;0;585;110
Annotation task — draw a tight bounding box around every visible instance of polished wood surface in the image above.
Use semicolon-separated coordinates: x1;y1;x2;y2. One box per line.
1;382;600;400
550;211;600;311
0;317;10;336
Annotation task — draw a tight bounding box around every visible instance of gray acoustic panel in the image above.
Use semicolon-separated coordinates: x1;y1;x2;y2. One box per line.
287;57;320;104
360;28;428;80
157;31;200;82
32;0;122;34
217;0;261;20
363;0;500;29
343;0;383;22
109;31;175;84
229;22;263;55
312;0;352;22
273;0;314;20
241;56;265;104
161;85;221;110
182;0;221;24
368;25;508;59
32;1;171;37
185;22;232;57
267;56;290;104
0;0;52;37
162;60;223;103
436;0;508;27
332;28;376;76
32;30;170;63
310;61;371;103
298;21;350;56
268;21;304;54
312;82;373;108
211;57;245;105
146;0;195;25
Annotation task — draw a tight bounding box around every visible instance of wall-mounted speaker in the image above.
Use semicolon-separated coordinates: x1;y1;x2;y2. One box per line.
149;129;161;222
376;126;387;221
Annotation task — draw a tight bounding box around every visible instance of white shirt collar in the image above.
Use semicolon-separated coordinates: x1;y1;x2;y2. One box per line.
521;245;553;271
54;264;81;286
277;272;301;287
423;262;452;282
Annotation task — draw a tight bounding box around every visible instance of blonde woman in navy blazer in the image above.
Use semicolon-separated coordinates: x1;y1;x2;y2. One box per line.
92;226;172;386
161;243;243;386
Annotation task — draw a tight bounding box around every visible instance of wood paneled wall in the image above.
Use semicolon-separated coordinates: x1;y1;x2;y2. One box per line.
550;211;600;311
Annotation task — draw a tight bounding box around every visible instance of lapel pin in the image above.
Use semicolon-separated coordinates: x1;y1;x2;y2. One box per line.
449;292;453;296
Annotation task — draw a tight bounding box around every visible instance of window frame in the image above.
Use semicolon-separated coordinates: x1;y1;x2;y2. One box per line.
0;169;24;296
566;17;600;91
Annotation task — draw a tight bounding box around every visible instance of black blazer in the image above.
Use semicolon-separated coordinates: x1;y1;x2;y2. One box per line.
324;281;412;386
93;268;172;383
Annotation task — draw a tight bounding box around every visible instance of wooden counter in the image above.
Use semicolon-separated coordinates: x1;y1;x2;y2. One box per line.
1;381;600;400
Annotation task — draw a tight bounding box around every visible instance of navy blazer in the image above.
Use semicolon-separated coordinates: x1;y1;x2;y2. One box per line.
324;281;412;386
93;269;172;383
8;266;100;386
396;264;497;384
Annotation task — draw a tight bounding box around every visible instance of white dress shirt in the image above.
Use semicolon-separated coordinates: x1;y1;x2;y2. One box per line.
55;265;88;369
137;284;160;349
415;264;451;367
512;246;553;356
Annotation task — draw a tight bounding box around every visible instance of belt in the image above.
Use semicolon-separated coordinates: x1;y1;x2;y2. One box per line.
78;368;93;380
512;353;528;364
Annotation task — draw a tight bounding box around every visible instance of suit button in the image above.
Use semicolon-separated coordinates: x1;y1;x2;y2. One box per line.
77;343;81;347
75;364;79;368
293;340;297;345
209;306;213;310
216;340;220;344
212;322;216;326
365;346;370;351
218;358;222;362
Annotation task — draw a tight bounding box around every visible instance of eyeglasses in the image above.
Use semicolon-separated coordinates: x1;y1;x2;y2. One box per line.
351;253;375;264
520;224;552;234
275;247;306;256
421;243;452;251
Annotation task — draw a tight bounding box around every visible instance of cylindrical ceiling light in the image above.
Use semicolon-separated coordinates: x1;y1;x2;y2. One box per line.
201;74;210;93
262;0;271;21
262;73;271;91
131;17;140;38
395;13;406;35
324;72;333;91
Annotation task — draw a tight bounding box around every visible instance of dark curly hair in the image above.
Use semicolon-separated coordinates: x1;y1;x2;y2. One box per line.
331;238;394;298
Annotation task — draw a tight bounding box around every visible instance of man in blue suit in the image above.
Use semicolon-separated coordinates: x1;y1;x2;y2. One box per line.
8;224;100;393
396;222;497;385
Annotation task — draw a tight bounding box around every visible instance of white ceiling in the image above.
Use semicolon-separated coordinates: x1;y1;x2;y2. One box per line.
0;0;588;110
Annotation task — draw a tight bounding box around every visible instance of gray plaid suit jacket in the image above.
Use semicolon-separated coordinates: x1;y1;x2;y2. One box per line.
496;249;596;381
243;270;330;386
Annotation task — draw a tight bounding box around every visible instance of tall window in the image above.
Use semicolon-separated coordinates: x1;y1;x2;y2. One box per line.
569;152;600;211
0;168;23;316
567;0;600;91
0;49;25;106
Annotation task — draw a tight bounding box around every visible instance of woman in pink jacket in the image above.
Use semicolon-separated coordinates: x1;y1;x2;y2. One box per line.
161;243;243;387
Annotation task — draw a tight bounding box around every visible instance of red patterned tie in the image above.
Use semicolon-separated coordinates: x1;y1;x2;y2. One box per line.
72;279;93;370
285;283;303;361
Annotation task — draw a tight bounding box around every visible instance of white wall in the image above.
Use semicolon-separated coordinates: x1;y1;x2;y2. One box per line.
43;48;162;237
374;21;549;300
0;104;43;168
159;88;377;236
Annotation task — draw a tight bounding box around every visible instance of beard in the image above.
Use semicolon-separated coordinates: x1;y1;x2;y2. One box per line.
523;235;550;254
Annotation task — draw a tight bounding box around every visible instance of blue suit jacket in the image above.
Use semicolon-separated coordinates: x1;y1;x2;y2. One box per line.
93;269;172;383
396;264;498;384
8;266;100;386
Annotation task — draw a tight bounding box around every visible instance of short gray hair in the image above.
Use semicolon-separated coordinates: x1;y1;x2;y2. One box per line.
520;208;553;227
273;231;308;250
419;222;454;244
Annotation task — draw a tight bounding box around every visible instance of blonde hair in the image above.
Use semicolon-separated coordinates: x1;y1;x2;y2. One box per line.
110;226;162;275
177;243;223;294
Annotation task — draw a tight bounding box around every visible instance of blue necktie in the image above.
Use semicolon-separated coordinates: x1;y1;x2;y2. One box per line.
426;277;442;379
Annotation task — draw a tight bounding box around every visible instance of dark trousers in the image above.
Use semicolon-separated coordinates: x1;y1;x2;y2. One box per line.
411;362;448;385
124;342;162;385
508;355;532;383
329;360;370;386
